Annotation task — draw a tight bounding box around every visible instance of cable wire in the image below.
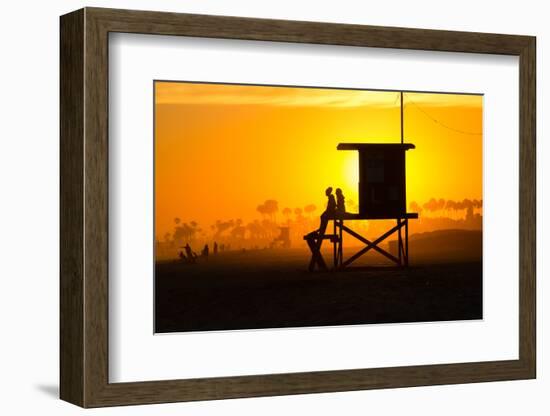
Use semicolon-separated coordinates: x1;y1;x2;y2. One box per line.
403;93;482;136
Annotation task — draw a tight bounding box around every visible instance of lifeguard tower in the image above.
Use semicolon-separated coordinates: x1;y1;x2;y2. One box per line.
304;93;418;271
270;226;291;249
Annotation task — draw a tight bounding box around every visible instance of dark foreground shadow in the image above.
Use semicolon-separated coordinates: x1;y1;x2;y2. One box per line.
155;249;483;333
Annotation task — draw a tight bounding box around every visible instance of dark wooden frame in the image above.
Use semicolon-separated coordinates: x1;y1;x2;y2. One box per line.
60;7;536;408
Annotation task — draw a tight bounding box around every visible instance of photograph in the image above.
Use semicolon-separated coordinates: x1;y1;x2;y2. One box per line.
154;81;483;333
53;5;538;409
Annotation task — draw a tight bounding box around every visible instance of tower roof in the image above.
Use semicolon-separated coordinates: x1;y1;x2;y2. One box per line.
337;143;415;151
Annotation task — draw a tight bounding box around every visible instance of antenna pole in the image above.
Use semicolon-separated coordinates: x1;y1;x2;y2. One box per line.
400;91;404;144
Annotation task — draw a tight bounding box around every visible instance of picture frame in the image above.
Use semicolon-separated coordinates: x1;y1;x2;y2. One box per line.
60;7;536;408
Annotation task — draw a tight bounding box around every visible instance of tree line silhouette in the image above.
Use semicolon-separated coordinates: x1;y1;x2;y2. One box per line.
410;198;482;220
156;197;482;259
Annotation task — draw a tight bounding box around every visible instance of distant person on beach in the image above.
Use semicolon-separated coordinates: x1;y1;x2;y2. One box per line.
184;244;197;263
178;250;186;262
213;242;218;255
201;244;209;258
335;188;346;217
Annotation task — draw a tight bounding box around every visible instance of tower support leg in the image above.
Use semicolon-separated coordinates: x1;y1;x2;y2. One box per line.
405;218;409;266
338;220;343;268
397;218;403;266
333;220;338;269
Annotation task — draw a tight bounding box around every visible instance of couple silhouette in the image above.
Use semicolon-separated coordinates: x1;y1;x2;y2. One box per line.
314;186;347;238
303;186;348;271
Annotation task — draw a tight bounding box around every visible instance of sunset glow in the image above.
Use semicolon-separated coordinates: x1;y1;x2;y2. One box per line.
154;81;482;240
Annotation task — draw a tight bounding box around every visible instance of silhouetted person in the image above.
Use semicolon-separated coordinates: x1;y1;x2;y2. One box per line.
184;244;197;263
336;188;346;217
178;250;186;261
201;244;209;258
213;242;218;255
302;187;335;271
318;187;336;236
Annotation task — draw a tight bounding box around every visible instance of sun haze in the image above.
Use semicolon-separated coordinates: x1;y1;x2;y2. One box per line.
155;81;482;240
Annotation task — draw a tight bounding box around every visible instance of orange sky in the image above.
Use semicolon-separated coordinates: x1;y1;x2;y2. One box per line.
155;82;482;239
